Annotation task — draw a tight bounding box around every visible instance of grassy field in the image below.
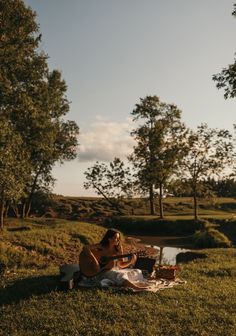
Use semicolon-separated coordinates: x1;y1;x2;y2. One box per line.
39;195;236;219
0;218;236;336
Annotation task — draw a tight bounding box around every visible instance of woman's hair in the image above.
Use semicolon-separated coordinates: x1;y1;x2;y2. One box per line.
99;229;121;251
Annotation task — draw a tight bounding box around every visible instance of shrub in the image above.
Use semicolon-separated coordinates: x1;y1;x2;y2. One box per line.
104;216;203;235
56;203;73;217
44;207;58;218
193;228;232;248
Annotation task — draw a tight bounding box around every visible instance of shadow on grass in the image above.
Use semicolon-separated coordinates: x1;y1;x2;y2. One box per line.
7;226;31;232
71;233;90;245
176;251;207;263
0;274;60;306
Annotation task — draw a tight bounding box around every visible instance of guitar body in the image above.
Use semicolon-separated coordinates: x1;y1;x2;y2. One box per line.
79;247;115;278
79;246;146;278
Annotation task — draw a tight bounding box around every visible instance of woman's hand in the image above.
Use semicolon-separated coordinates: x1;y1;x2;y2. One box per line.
130;253;137;265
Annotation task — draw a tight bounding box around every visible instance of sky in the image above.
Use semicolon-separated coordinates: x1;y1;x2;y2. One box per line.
24;0;236;197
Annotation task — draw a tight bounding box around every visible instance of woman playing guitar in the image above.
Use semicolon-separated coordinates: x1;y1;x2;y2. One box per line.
79;229;149;290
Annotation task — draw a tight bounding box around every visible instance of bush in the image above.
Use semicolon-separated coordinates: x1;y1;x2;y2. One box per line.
56;203;73;217
44;207;58;218
104;216;204;236
193;228;232;248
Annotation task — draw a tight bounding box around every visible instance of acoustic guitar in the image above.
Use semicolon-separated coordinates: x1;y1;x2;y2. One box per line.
79;250;146;278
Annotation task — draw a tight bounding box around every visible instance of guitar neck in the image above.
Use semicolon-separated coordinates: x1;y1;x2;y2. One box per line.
100;251;143;264
107;253;134;261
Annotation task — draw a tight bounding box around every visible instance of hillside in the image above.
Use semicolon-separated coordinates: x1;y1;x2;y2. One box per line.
32;195;236;220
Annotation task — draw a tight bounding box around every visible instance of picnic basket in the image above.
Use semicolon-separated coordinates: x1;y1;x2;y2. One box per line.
155;265;177;280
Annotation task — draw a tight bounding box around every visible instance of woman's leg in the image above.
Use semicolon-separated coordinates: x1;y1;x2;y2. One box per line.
122;279;149;290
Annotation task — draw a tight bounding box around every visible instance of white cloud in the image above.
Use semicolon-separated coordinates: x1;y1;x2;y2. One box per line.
78;117;135;162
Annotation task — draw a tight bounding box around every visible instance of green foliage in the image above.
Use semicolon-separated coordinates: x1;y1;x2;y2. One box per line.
84;158;133;213
0;117;29;200
105;216;203;236
208;218;236;244
193;228;232;248
0;0;79;225
0;117;30;228
28;190;55;215
213;57;236;99
204;177;236;197
213;4;236;99
179;124;234;219
129;95;187;217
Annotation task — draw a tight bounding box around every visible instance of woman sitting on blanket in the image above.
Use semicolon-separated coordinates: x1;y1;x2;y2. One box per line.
79;229;149;290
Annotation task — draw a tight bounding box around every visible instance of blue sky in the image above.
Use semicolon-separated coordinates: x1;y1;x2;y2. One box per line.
24;0;236;196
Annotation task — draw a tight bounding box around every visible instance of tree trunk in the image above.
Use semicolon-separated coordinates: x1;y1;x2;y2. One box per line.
149;185;155;215
21;201;26;219
193;193;198;220
4;203;9;218
159;183;164;219
22;163;45;218
11;203;20;218
25;201;31;218
0;201;5;230
95;186;123;215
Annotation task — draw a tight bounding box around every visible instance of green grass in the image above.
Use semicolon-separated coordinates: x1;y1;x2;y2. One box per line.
0;218;236;336
42;195;236;219
0;218;106;268
193;228;232;248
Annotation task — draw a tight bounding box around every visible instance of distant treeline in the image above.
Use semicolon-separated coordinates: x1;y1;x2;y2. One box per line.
171;178;236;198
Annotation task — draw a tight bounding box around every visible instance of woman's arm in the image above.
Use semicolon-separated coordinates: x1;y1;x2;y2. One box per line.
117;253;137;269
79;244;101;276
115;244;137;269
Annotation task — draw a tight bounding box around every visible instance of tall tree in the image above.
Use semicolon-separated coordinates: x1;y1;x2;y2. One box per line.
0;117;29;228
179;124;234;219
129;96;187;217
0;0;79;224
20;70;79;218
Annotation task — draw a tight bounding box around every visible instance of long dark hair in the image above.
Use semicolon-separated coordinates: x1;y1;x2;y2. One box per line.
99;229;121;251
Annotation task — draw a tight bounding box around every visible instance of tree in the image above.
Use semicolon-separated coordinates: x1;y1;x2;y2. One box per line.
205;177;236;197
179;124;234;219
0;0;79;222
20;71;79;218
0;117;29;228
213;4;236;98
129;96;187;217
84;158;133;214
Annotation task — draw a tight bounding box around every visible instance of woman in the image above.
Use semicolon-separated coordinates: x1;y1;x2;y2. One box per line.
79;229;149;290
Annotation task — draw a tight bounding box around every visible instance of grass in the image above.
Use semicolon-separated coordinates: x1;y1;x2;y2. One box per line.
0;218;106;268
0;218;236;335
193;228;232;248
39;195;236;219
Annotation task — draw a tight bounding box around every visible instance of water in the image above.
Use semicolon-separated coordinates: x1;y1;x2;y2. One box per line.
146;245;189;265
128;235;190;265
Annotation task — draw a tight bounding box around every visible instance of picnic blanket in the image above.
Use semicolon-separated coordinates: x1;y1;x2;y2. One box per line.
60;264;186;292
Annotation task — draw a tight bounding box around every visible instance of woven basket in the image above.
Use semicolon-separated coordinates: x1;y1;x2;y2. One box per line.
155;265;177;280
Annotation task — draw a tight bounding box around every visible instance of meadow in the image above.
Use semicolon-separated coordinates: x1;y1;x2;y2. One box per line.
36;195;236;220
0;215;236;336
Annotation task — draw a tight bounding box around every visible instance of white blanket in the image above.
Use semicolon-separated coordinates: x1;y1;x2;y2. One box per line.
77;267;186;292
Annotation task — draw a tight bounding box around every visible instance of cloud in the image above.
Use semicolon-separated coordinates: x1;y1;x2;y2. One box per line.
78;117;135;162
